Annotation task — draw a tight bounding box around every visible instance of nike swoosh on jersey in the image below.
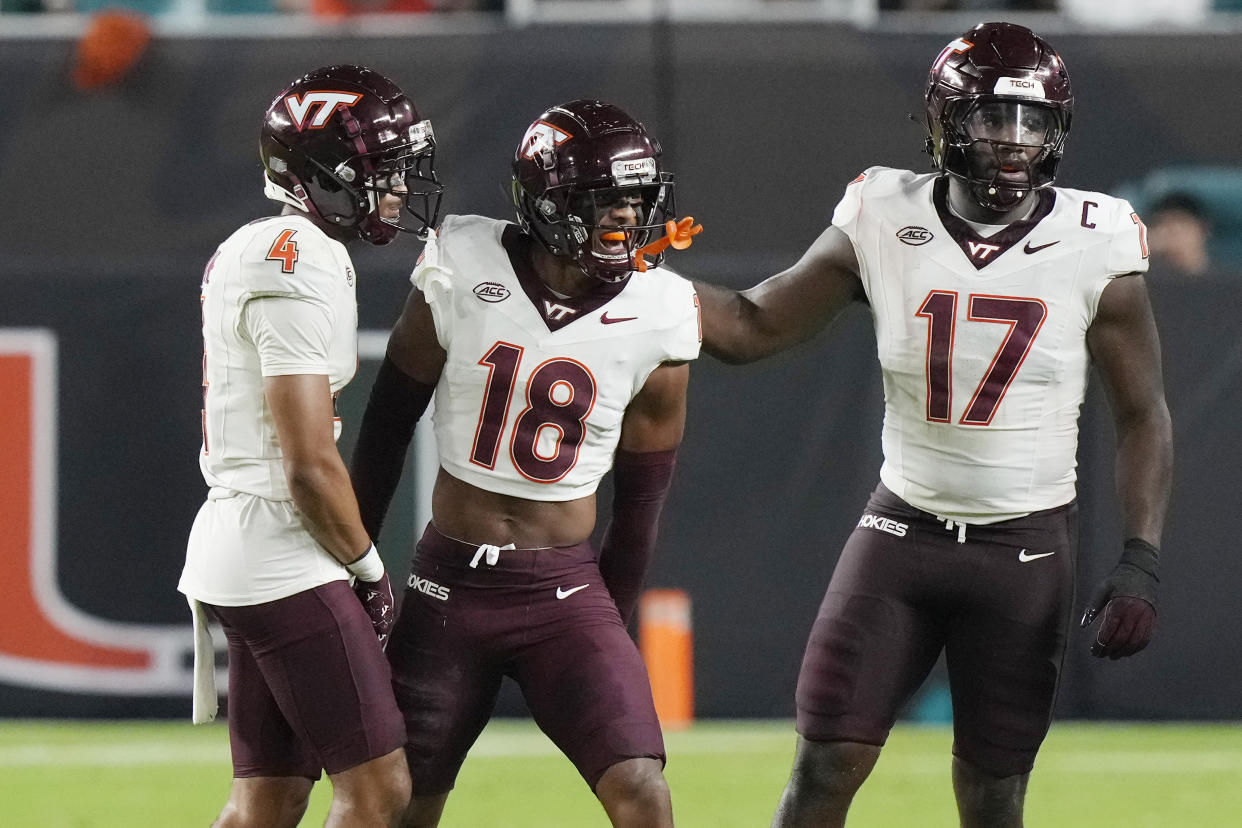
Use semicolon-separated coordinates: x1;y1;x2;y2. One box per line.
600;312;638;325
1023;240;1061;254
1018;549;1056;562
556;584;590;599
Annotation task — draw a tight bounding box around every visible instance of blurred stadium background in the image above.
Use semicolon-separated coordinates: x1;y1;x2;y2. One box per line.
2;0;1241;824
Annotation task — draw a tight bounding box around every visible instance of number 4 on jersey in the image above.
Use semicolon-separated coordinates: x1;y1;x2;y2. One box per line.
917;291;1047;426
265;229;299;274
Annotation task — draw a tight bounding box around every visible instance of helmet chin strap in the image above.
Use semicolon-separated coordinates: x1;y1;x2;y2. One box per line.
358;210;398;245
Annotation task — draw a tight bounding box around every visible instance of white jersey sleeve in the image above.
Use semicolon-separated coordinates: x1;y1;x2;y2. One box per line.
235;222;344;309
1106;198;1150;277
411;227;455;349
243;297;334;376
652;265;701;364
830;169;870;238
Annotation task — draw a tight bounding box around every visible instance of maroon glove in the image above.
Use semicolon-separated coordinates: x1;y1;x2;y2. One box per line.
345;545;395;649
1081;538;1159;660
353;572;395;649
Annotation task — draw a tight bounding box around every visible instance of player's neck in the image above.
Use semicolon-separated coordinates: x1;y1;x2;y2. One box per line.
946;180;1038;226
531;244;596;297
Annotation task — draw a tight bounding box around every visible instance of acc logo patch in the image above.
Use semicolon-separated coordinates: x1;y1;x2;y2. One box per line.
896;226;934;246
473;282;510;303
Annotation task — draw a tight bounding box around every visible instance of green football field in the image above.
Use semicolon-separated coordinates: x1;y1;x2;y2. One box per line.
3;719;1240;826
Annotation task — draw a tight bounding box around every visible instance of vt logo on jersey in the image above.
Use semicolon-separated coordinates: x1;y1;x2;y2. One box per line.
520;121;573;167
544;300;577;321
284;91;363;131
968;241;1002;261
897;226;934;246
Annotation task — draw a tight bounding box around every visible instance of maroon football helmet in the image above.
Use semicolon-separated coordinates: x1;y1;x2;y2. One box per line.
511;100;675;283
925;22;1073;212
260;65;442;245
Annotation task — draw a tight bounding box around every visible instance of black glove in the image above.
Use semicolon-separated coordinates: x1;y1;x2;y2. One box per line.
1080;538;1159;660
353;572;395;650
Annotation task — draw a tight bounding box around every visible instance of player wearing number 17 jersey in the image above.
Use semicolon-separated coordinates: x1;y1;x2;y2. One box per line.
692;23;1171;828
350;100;700;827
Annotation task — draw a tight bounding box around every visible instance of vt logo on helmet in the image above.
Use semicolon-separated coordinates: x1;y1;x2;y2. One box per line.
511;100;677;283
924;22;1074;213
260;65;443;244
519;121;573;165
284;91;363;131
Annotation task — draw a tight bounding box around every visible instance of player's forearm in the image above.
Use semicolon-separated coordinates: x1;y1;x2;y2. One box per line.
1114;402;1173;545
285;454;373;565
599;448;678;625
694;281;784;364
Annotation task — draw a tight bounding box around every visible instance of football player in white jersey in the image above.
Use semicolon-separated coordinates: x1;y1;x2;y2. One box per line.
692;23;1172;828
349;100;701;827
179;65;442;828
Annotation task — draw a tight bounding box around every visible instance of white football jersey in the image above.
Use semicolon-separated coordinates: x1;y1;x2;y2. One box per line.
197;214;359;500
415;214;701;501
833;167;1149;523
180;214;358;606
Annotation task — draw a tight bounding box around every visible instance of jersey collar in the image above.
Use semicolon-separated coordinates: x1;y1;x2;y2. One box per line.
933;177;1056;271
502;225;627;332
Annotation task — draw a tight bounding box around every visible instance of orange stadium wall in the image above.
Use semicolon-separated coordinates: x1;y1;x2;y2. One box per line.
0;24;1238;720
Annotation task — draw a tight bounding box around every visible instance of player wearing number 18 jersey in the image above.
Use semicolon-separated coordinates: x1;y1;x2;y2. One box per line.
692;23;1171;828
350;100;700;827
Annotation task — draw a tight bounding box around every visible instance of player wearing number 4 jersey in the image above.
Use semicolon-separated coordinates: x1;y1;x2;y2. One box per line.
179;65;443;828
350;100;701;827
693;23;1171;828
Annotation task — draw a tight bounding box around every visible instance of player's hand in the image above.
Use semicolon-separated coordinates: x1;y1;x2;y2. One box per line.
345;544;395;649
1080;539;1159;660
353;572;395;649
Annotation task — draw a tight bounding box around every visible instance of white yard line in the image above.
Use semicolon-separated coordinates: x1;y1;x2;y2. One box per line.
4;732;1242;773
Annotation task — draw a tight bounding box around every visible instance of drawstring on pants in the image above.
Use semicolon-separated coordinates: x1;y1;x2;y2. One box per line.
469;542;515;568
938;517;968;544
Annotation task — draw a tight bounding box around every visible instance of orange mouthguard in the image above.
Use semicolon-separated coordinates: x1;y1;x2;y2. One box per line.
632;217;704;272
601;231;627;242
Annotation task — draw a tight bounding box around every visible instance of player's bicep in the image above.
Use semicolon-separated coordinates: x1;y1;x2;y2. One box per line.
385;286;446;385
617;362;689;453
1087;273;1167;423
